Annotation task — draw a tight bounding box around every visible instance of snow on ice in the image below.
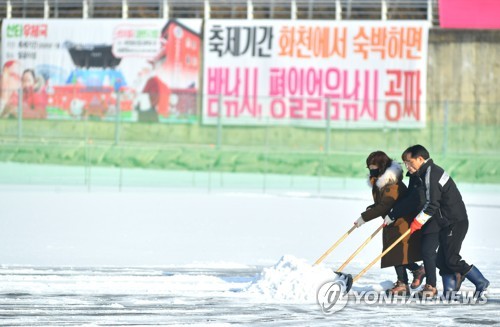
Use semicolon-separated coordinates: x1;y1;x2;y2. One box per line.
0;170;499;325
247;255;337;303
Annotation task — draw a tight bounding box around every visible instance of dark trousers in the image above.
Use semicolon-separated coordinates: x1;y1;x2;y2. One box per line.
437;220;471;276
394;262;421;283
421;232;440;287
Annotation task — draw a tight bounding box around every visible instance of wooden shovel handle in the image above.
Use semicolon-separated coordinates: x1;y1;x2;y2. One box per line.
353;229;412;283
314;225;357;266
337;223;385;272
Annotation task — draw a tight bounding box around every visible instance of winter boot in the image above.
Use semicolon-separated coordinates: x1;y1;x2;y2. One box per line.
410;265;426;289
386;280;410;296
454;272;465;292
442;274;457;300
464;265;490;298
416;284;437;299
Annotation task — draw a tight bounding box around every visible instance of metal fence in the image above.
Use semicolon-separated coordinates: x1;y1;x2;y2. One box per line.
1;0;439;25
0;87;498;190
1;90;498;154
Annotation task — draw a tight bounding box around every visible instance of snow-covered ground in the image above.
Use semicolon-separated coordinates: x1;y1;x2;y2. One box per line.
0;163;499;325
0;260;498;326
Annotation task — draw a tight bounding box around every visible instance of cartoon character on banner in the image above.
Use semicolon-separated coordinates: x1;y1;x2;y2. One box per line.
0;60;21;118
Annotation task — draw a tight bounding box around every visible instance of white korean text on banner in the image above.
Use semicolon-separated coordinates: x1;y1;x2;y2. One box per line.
203;20;429;128
1;19;202;123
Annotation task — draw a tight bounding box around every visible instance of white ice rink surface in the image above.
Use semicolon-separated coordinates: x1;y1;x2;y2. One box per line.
0;170;499;326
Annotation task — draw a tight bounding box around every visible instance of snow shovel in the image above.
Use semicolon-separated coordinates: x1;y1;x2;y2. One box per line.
336;229;412;293
333;223;384;293
313;225;356;266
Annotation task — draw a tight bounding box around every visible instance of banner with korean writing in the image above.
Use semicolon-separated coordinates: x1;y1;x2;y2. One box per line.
203;20;429;128
1;19;201;123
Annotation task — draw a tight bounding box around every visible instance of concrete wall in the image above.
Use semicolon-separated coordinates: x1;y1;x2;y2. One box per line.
427;29;500;112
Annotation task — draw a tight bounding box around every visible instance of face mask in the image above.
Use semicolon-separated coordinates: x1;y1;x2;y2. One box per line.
369;168;380;177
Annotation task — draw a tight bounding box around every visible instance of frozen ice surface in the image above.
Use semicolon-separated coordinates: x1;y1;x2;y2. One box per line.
0;260;499;326
0;163;499;325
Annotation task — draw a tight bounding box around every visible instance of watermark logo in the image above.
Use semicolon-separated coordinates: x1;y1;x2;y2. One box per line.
316;279;348;314
317;279;488;314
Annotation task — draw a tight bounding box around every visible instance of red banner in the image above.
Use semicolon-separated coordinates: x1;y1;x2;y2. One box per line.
439;0;500;29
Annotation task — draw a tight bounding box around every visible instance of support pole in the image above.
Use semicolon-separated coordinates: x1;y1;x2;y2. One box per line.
7;0;12;18
83;0;89;19
216;94;223;150
163;0;170;18
114;92;121;145
17;88;23;140
247;0;254;19
427;0;433;26
381;0;387;21
204;0;210;19
443;100;449;157
291;0;297;19
335;0;342;20
44;0;50;18
325;97;331;154
122;0;128;19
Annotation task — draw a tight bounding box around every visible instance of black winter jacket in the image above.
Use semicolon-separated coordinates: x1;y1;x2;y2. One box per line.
417;159;468;226
390;159;468;234
388;168;438;234
389;159;468;234
389;171;424;219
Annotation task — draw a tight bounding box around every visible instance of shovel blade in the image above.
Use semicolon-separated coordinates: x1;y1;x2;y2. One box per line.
334;271;353;294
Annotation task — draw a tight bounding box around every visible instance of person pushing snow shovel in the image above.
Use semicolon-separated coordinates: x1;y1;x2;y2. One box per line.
387;145;490;299
353;151;425;296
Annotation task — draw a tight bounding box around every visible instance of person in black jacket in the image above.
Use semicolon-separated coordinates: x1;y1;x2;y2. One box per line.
386;150;433;296
396;145;489;299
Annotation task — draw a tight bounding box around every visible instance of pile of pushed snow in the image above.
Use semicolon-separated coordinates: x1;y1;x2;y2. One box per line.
246;255;337;303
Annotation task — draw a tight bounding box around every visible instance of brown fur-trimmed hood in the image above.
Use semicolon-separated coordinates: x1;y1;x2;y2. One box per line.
369;161;403;189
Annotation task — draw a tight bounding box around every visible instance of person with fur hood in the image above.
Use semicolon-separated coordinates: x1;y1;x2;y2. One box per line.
354;151;425;295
